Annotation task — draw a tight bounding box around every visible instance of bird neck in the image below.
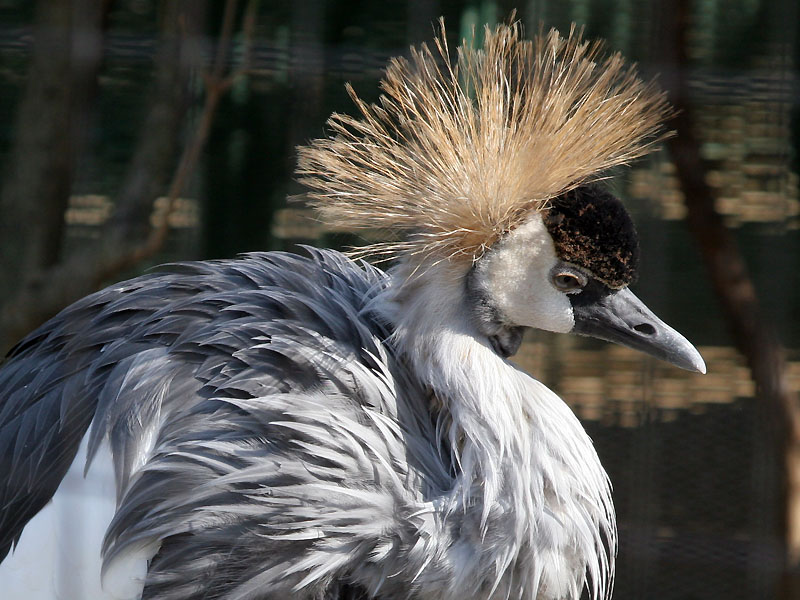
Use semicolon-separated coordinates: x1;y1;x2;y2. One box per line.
377;260;615;598
385;261;535;510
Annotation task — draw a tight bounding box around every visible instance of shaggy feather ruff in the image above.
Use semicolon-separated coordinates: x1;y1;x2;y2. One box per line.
378;259;615;600
298;21;670;265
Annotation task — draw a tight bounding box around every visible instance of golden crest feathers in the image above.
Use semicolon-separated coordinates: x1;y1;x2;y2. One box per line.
297;21;671;264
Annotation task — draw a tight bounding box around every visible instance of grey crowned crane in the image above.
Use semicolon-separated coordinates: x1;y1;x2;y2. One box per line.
0;22;704;600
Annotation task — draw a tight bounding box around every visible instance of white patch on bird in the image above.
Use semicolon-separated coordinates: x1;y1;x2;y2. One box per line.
102;540;158;600
0;431;146;600
472;213;575;333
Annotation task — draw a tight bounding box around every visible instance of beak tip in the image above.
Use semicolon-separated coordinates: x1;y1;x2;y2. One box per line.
695;356;707;375
694;360;707;375
685;347;707;374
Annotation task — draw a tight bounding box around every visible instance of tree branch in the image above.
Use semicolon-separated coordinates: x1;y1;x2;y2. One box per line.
655;0;800;596
95;0;260;282
0;0;109;295
0;0;260;353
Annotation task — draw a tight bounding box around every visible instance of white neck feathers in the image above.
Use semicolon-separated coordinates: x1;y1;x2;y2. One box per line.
376;261;616;599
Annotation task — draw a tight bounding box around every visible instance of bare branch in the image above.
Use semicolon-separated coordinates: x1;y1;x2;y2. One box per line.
0;0;260;352
655;0;800;596
95;0;260;283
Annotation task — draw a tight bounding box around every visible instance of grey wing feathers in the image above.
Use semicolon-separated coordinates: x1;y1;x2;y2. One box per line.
0;248;448;598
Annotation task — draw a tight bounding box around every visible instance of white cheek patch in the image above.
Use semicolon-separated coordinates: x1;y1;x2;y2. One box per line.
474;214;575;333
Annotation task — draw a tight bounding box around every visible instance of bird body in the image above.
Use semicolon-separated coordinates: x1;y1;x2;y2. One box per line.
0;248;612;599
0;22;704;600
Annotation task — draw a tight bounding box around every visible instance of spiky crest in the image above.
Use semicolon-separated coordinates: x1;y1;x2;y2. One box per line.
298;20;671;265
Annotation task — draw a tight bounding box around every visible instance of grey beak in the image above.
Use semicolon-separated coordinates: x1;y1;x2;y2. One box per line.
571;287;706;374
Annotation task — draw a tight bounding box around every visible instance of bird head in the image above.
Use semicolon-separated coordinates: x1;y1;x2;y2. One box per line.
467;184;706;372
298;20;705;373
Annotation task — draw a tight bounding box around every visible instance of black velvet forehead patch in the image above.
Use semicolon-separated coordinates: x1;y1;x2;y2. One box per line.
541;185;639;289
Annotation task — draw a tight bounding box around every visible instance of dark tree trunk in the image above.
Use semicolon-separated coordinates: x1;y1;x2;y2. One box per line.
288;0;326;149
0;0;206;354
0;0;109;304
108;0;206;243
654;0;800;597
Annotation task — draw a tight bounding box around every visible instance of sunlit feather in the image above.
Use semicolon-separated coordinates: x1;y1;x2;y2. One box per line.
298;21;670;265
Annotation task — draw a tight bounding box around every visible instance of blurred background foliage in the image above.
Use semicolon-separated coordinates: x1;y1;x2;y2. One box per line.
0;0;798;598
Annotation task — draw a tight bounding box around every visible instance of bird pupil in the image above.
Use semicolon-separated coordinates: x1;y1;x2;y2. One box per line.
557;273;580;289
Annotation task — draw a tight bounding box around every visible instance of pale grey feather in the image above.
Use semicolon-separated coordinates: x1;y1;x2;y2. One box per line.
0;249;452;598
1;246;618;600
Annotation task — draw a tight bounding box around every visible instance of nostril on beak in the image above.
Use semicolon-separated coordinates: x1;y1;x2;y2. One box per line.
633;323;656;336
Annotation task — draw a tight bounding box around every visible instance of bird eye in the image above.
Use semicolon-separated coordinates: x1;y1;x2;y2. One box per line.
550;268;587;293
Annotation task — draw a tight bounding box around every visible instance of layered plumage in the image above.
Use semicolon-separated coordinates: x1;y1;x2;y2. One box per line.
0;250;614;599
